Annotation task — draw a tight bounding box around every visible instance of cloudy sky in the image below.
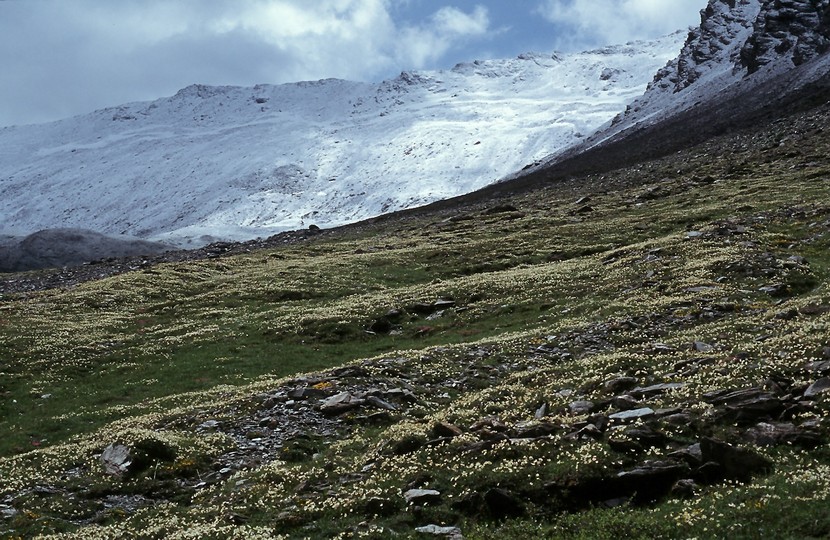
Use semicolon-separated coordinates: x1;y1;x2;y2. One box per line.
0;0;706;128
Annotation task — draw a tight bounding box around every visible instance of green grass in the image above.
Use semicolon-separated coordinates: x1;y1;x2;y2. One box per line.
2;104;830;538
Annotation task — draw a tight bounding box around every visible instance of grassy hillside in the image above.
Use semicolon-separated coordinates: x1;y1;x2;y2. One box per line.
1;102;830;539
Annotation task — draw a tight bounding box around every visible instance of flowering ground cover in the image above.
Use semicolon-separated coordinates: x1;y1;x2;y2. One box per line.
1;103;830;538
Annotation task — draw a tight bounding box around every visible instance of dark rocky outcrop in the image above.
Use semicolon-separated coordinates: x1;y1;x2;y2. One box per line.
741;0;830;72
0;228;172;272
652;0;758;94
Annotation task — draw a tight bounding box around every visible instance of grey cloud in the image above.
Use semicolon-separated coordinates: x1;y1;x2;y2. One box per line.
536;0;704;50
0;1;519;127
0;1;398;126
0;0;366;126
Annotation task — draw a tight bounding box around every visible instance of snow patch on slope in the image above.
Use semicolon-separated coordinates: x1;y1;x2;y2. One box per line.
0;33;685;246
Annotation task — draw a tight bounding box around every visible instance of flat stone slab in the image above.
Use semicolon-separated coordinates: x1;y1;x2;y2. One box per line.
404;489;442;505
805;377;830;398
415;524;463;538
609;407;655;421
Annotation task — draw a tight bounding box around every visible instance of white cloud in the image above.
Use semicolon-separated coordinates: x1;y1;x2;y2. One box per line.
0;0;494;126
536;0;703;49
394;4;492;68
433;5;490;36
0;0;490;125
203;0;400;80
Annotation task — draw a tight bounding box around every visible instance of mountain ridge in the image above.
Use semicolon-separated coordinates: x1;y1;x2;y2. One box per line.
0;33;684;248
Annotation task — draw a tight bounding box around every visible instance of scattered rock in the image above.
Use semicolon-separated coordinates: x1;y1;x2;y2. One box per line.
804;377;830;398
391;435;426;455
287;387;328;400
670;443;703;467
662;412;695;426
698;437;772;483
100;439;176;477
320;392;365;415
704;388;785;423
568;400;596;414
415;524;463;538
484;204;518;215
484;487;525;518
804;360;830;374
608;424;670;454
568;423;604;440
759;283;790;297
671;479;698;499
553;461;688;507
775;308;799;320
368;318;394;334
603;376;639;394
364;497;400;517
692;341;713;353
630;382;685;398
609;407;655;422
650;343;677;354
800;303;830;316
624;425;670;449
404;489;442;506
432;421;463;438
611;394;641;410
469;417;508;433
745;422;823;448
433;299;457;310
614;462;689;504
365;396;397;411
0;505;19;519
685;286;719;293
101;444;132;476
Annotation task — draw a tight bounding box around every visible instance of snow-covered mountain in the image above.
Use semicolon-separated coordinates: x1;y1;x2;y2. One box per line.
0;33;685;247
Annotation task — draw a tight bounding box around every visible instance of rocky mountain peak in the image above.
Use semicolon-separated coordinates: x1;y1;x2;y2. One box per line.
740;0;830;73
650;0;830;94
597;0;830;137
648;0;762;95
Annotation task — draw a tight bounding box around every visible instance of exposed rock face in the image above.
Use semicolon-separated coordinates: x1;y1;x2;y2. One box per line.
741;0;830;72
616;0;829;125
650;0;761;94
651;0;830;91
543;0;830;179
